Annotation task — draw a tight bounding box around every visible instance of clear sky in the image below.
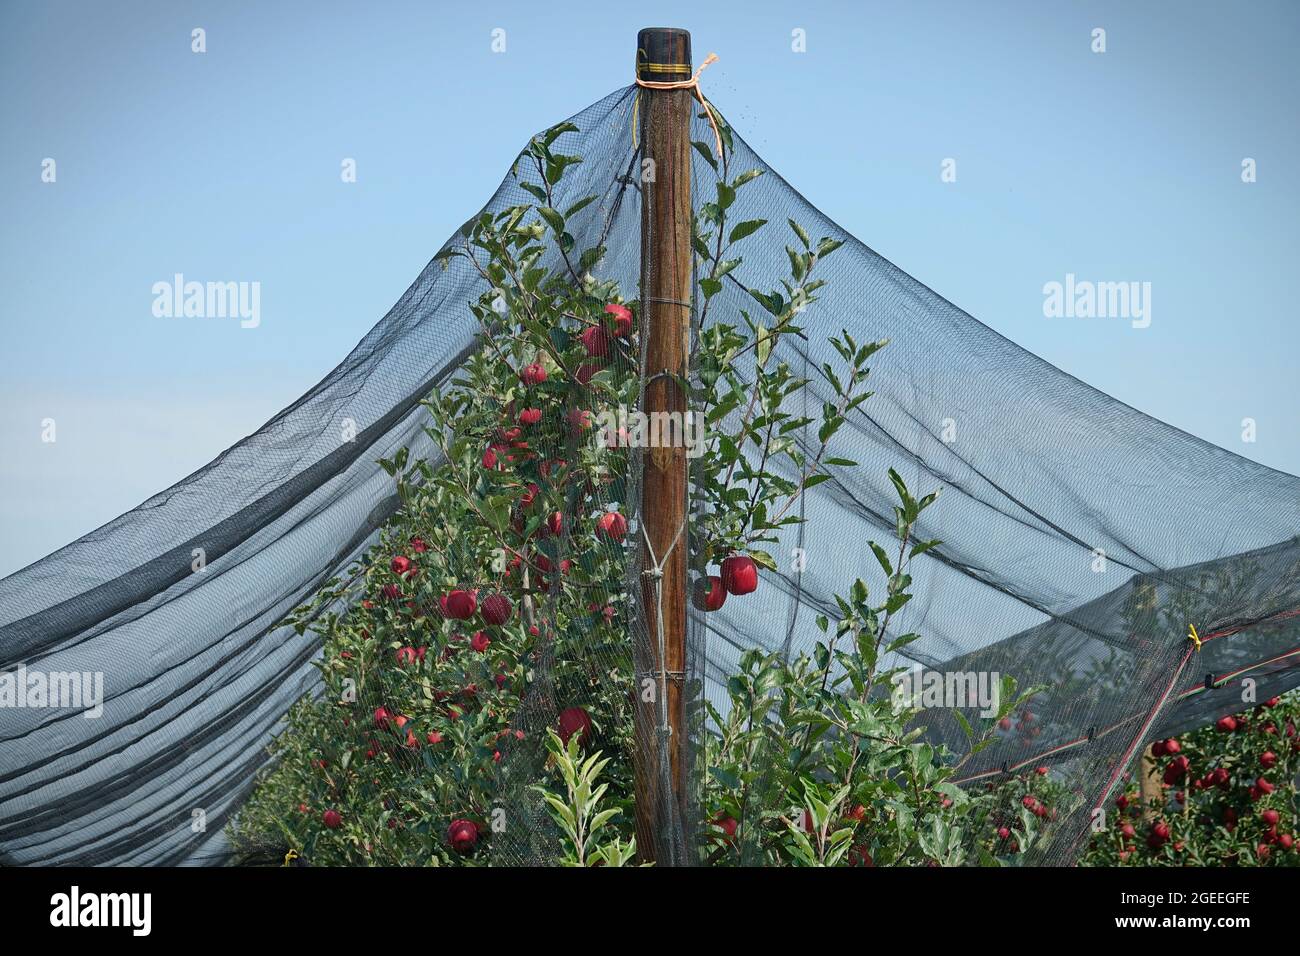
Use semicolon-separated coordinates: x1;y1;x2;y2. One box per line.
1;0;1296;578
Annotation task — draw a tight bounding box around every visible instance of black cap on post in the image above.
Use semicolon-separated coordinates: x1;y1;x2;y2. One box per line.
636;27;691;83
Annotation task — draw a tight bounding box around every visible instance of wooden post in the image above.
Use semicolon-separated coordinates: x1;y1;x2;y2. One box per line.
634;26;692;865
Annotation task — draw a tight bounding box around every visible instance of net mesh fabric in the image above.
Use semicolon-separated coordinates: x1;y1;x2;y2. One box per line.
1;86;1297;866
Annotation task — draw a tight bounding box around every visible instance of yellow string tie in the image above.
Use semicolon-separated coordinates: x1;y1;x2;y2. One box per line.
633;52;724;161
1187;623;1202;653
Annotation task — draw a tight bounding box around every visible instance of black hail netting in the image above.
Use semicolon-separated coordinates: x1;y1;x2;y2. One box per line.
2;85;1298;867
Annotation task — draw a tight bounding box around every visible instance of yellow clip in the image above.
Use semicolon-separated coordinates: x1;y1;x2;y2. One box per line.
1187;623;1202;653
283;848;299;867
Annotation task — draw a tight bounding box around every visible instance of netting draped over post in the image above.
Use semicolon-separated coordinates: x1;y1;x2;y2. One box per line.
1;83;1297;866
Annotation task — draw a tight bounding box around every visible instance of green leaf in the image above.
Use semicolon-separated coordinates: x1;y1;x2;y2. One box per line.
756;322;772;366
709;766;741;790
909;538;942;558
715;257;742;278
885;632;920;654
563;195;597;217
542;121;579;147
747;288;782;316
788;219;811;249
538;206;565;234
519;182;548;203
717;181;736;211
870;541;893;576
884;592;912;614
786;246;806;281
816;237;844;258
729;219;768;243
692;141;719;173
887;468;913;509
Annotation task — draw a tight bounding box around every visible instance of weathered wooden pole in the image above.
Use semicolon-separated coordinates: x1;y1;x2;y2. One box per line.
634;26;692;865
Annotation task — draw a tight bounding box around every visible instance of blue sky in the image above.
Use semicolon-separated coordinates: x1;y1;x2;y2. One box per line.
1;0;1296;577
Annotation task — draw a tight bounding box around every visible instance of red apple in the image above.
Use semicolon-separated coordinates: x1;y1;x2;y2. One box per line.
520;362;547;386
520;408;542;426
482;593;512;625
1163;755;1189;784
520;483;540;509
720;554;759;595
693;575;727;612
374;706;391;729
848;845;874;867
1262;808;1280;826
712;815;738;843
445;589;477;620
447;818;479;854
322;809;342;829
390;555;411;576
1148;821;1170;849
1261;751;1278;769
1216;715;1238;732
605;302;633;337
470;631;491;653
579;325;609;357
557;706;593;747
395;646;418;667
595;511;627;542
